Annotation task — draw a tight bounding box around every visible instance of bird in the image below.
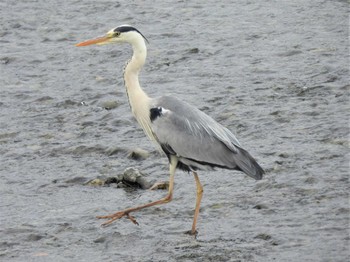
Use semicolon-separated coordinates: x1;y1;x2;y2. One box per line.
75;25;264;235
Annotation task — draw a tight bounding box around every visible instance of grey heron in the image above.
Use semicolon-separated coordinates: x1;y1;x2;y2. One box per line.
76;25;264;235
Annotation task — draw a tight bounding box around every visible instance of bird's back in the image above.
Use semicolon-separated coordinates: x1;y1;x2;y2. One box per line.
149;96;264;180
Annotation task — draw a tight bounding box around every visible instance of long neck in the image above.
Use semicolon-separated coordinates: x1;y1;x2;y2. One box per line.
123;39;155;140
124;39;150;114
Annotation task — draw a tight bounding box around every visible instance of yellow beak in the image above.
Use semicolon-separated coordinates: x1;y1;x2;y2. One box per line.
75;36;111;47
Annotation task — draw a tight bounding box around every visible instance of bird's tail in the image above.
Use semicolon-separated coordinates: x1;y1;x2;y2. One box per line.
234;147;264;180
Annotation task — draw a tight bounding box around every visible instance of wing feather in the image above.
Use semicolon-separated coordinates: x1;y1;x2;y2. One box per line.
150;96;241;169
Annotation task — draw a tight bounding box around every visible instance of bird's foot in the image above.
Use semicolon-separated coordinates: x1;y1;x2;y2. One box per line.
97;211;139;227
185;229;198;238
149;181;169;190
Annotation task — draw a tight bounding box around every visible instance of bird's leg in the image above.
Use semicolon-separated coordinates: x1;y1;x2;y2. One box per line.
97;156;177;227
188;171;203;236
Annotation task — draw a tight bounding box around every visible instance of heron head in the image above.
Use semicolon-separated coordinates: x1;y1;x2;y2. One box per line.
75;25;148;47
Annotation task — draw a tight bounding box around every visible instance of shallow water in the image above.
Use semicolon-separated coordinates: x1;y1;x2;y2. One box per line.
1;0;349;261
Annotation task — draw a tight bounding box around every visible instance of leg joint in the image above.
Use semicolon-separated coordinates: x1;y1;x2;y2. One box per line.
163;193;172;203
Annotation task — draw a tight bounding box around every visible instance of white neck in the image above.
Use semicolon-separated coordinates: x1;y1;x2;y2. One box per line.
124;38;150;112
123;37;154;140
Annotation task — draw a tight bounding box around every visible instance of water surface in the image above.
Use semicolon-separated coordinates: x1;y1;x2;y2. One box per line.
1;0;349;261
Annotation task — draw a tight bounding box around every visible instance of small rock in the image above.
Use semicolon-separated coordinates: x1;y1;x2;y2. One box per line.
127;148;149;160
100;100;119;110
278;152;289;158
188;48;199;53
93;236;106;243
86;178;105;186
135;176;153;190
104;176;121;185
123;167;142;183
83;168;155;189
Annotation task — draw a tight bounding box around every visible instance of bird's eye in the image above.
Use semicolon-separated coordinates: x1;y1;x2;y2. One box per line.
114;31;120;37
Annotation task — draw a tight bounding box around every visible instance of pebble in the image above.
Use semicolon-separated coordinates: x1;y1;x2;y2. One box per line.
127;148;149;160
85;167;154;189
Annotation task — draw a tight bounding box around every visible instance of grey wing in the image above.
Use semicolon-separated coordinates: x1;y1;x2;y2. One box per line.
150;96;264;179
155;96;241;146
